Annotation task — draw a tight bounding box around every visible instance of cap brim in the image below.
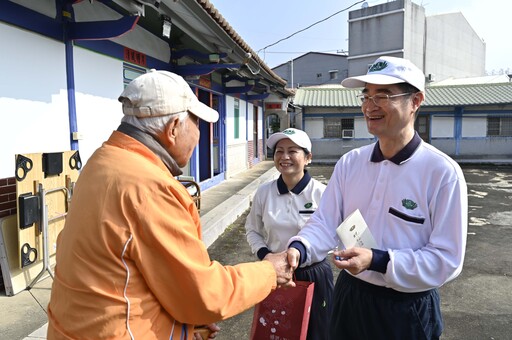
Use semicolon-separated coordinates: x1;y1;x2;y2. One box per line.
189;102;219;123
267;133;286;150
341;74;406;88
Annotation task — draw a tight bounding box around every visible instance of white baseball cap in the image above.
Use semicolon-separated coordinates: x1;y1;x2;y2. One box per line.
341;56;425;92
118;69;219;123
267;128;312;153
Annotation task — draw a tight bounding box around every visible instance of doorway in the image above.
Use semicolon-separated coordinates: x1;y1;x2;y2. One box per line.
198;89;213;182
253;105;259;160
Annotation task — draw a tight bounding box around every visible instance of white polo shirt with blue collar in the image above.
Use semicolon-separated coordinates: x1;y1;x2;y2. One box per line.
289;133;468;293
245;170;326;259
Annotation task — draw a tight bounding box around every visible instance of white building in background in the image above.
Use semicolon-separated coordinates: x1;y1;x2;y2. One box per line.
347;0;486;82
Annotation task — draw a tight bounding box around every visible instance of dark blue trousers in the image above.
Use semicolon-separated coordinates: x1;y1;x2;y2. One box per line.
330;271;443;340
295;258;334;340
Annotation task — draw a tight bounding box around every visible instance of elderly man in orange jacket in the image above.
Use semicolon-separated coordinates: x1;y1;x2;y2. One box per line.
47;70;294;339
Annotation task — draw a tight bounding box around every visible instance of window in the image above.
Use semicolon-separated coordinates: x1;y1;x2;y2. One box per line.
329;70;338;80
324;118;354;138
123;63;146;86
234;99;240;139
487;116;512;136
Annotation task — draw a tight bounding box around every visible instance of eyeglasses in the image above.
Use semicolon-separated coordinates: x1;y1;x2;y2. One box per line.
356;92;412;106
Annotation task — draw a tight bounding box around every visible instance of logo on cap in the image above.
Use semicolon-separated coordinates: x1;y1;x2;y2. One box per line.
283;129;295;135
369;61;388;73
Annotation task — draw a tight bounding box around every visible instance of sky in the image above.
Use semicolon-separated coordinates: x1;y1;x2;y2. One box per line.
209;0;511;74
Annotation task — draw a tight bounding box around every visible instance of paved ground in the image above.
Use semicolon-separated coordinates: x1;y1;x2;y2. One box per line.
0;161;278;340
209;164;512;340
2;162;511;339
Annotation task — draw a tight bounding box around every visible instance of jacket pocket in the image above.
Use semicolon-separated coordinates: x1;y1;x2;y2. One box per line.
389;207;425;224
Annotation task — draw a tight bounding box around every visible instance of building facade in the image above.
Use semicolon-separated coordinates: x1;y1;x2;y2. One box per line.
347;0;486;81
293;83;512;161
0;0;293;220
272;52;349;88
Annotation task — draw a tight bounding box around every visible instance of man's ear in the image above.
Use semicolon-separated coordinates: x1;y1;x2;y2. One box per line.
164;116;181;146
412;91;425;111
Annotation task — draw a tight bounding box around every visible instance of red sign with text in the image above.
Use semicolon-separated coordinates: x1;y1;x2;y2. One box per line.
124;48;147;67
265;102;282;110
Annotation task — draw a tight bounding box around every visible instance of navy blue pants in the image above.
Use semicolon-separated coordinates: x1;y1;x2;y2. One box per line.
295;258;334;340
330;271;443;340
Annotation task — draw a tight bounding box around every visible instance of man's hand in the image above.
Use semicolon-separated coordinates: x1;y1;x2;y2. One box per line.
193;323;220;339
286;247;300;271
332;247;372;275
264;251;295;288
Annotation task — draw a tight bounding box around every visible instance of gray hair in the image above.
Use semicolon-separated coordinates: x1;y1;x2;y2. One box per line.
121;111;188;136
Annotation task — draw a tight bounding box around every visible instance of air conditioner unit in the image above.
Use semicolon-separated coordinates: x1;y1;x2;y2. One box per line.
342;129;354;138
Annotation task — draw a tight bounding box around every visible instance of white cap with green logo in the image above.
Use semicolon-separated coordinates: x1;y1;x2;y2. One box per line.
267;128;312;153
341;56;425;92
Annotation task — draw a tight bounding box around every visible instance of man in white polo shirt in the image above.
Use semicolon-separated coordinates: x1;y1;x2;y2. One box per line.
285;56;468;339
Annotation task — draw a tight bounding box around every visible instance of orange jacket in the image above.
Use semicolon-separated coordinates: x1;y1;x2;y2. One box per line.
47;131;276;339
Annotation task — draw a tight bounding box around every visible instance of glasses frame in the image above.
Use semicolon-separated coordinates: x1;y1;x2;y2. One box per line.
357;92;412;106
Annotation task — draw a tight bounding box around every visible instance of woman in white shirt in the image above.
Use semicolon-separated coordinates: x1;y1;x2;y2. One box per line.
245;128;334;340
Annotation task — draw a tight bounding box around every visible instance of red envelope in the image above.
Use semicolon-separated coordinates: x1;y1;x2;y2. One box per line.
250;281;315;340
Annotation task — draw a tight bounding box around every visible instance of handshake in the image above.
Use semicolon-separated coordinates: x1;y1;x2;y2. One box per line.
264;246;371;287
263;248;301;288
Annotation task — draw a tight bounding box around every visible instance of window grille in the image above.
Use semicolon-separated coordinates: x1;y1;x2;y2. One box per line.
487;117;512;136
324;118;354;138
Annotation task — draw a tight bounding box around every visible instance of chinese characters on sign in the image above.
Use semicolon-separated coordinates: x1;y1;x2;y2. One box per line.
124;48;147;67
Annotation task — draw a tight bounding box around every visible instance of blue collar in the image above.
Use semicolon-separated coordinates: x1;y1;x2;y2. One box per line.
277;170;312;194
371;132;422;165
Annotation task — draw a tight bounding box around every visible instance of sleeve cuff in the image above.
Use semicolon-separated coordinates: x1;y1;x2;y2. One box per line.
289;241;307;266
257;247;271;260
368;248;390;273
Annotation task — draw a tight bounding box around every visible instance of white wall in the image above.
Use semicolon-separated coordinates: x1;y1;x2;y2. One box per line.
462;116;487;137
354;117;373;138
225;96;248;176
305;118;323;138
425;13;485;81
0;22;69;178
432;116;454;138
257;106;263;142
73;47;125;163
247;102;254;142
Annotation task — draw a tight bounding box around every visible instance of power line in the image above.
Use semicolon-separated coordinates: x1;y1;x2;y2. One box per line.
257;1;366;53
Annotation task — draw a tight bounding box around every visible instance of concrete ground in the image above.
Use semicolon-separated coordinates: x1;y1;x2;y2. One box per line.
0;161;278;340
209;163;512;340
2;161;512;339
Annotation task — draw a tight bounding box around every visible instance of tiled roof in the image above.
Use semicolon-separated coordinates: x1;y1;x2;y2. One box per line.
293;83;512;107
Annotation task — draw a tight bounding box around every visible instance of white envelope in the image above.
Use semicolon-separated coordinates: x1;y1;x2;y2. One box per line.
336;209;377;249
